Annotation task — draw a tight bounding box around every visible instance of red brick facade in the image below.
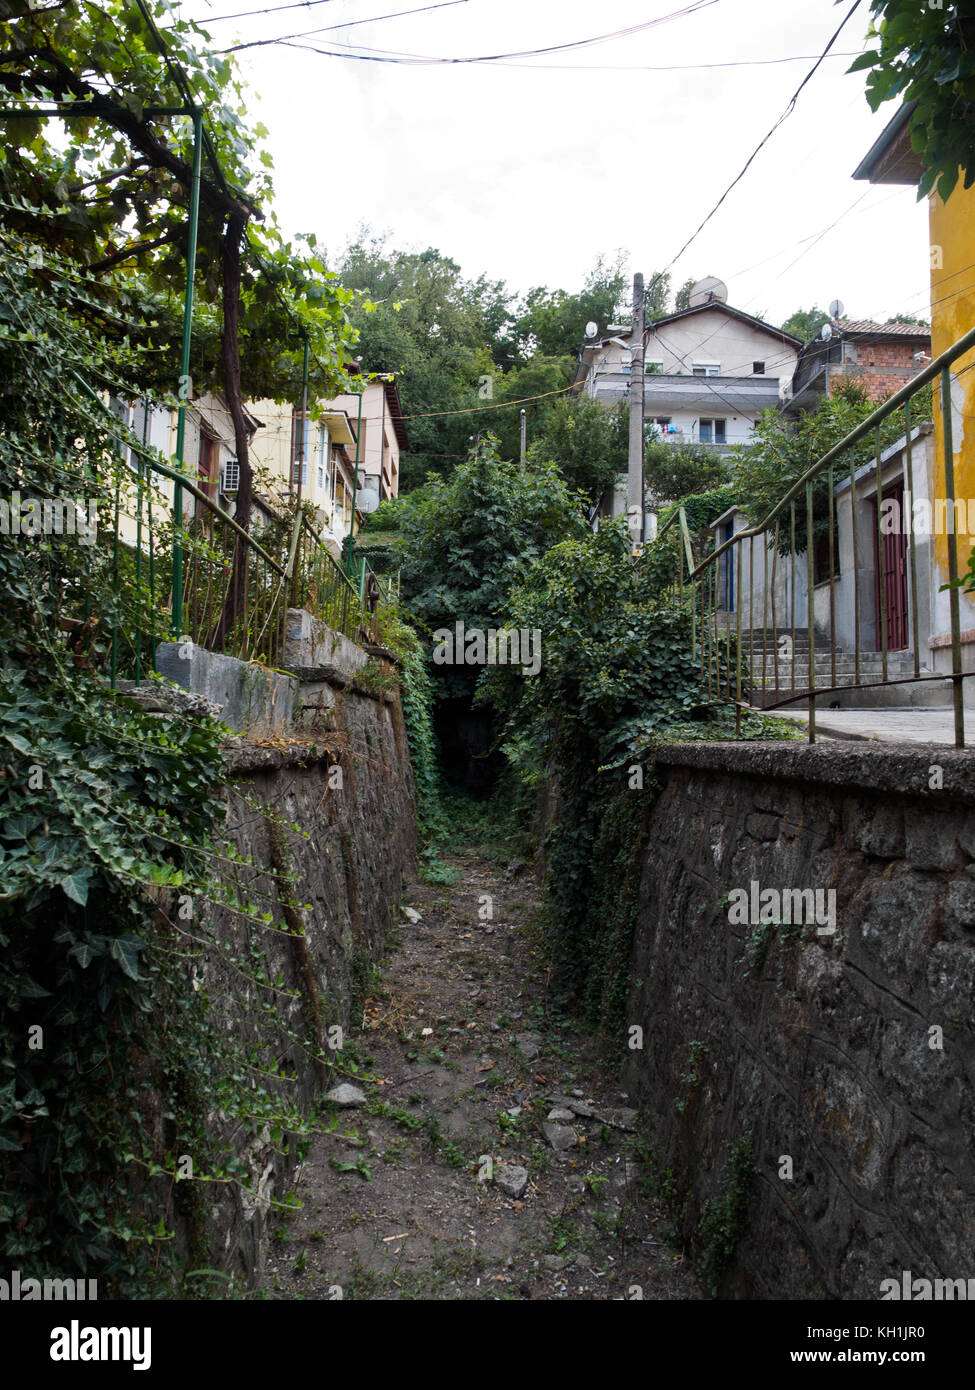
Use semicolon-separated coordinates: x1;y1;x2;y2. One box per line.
826;341;927;403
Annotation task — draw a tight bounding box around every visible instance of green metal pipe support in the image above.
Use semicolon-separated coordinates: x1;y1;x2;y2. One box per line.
172;110;203;637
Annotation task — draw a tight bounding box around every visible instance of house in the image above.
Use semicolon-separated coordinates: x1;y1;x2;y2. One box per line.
574;288;801;453
329;377;407;510
247;376;408;558
787;318;931;417
246;397;361;556
707;422;971;707
851;103;975;702
573;287;801;525
696;108;975;713
109;390;265;546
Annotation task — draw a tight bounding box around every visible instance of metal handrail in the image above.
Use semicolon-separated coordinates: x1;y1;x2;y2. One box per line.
696;321;975;583
656;323;975;748
73;374;378;677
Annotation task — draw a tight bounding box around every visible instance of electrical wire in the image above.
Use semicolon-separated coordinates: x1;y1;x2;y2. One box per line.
222;0;469;53
641;0;864;309
400;381;577;419
266;0;723;65
181;0;341;23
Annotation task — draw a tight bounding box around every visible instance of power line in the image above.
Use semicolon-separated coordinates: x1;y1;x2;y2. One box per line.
642;0;864;308
266;0;723;65
459;52;862;74
400;381;577;419
183;0;341;23
221;0;469;53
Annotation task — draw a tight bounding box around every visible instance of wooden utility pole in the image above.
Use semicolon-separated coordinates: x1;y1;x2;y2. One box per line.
520;408;527;464
628;271;645;550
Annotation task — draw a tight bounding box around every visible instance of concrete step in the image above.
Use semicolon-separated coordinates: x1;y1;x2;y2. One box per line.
751;667;917;678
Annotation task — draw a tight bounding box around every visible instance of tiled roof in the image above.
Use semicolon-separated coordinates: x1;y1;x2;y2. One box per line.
835;319;930;337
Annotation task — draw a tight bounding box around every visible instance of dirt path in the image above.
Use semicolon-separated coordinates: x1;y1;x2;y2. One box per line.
265;850;702;1301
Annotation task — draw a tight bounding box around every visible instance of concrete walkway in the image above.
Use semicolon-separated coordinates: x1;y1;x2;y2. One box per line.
778;707;971;745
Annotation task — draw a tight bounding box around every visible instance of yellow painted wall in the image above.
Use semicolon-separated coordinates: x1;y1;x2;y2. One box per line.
929;180;975;587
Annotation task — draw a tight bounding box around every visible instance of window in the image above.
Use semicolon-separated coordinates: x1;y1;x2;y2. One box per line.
693;362;721;376
317;424;330;492
645;360;664;375
291;409;310;486
699;419;727;444
753;361;766;375
198;431;217;499
221;457;240;493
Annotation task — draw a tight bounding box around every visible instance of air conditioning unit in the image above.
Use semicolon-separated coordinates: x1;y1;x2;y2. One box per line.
221;458;240;494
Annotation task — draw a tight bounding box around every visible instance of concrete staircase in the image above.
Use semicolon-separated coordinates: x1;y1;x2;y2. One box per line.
738;628;953;709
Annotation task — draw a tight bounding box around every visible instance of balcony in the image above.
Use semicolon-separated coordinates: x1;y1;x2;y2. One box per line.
593;372;782;412
640;374;783;413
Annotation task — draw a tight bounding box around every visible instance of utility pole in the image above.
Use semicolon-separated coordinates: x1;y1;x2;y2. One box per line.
520;408;527;464
628;271;645;551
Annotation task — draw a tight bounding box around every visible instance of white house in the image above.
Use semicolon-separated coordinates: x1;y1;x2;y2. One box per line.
574;290;801;457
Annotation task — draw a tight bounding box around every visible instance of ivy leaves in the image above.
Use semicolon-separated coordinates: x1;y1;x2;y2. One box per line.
851;3;975;201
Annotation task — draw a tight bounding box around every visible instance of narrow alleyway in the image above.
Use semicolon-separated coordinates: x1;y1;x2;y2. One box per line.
265;851;702;1301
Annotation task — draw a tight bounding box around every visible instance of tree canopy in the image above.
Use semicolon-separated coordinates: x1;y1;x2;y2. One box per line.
395;433;587;699
851;1;975;201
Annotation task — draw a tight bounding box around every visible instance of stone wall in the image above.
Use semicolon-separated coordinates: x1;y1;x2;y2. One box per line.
148;646;415;1289
624;741;975;1299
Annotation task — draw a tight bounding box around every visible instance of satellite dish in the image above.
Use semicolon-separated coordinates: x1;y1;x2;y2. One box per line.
829;299;845;320
821;323;833;341
585;320;599;338
688;276;729;309
356;487;381;514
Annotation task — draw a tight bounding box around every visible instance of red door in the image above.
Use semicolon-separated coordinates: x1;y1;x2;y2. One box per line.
198;432;217;500
873;481;909;652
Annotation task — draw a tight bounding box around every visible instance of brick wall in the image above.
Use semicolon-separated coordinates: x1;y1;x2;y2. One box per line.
828;342;925;403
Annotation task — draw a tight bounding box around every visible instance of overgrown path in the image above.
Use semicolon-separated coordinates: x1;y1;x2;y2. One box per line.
265;850;702;1301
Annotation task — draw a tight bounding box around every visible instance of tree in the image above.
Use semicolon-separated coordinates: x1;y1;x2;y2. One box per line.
730;381;901;551
0;0;358;637
851;2;975;201
333;233;520;488
528;395;627;504
397;434;586;702
643;439;732;505
491;357;576;464
674;278;697;313
781;306;831;342
514;253;627;360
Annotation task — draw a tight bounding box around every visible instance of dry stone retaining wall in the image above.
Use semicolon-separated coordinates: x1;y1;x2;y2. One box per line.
625;742;975;1299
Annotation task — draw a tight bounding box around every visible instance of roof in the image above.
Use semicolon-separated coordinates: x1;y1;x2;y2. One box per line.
852;103;923;186
832;318;930;340
648;299;804;348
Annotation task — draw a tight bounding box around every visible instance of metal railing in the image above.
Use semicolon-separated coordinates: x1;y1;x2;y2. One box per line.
653;323;975;748
76;381;378;685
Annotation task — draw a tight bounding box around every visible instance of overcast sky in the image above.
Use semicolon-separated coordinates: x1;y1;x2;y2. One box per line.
176;0;930;327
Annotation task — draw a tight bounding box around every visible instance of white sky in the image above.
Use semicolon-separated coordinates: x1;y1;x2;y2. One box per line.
175;0;931;327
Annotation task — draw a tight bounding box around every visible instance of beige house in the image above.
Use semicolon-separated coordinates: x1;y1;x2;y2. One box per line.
247;376;407;556
109;390;262;546
108;376;408;564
